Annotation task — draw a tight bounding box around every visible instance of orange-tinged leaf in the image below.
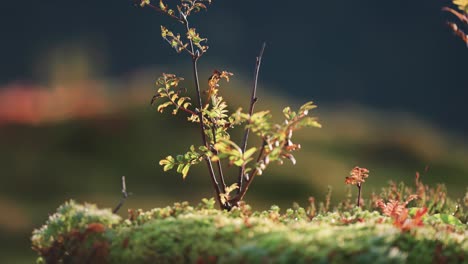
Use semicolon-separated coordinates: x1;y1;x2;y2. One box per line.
345;167;369;185
86;223;106;233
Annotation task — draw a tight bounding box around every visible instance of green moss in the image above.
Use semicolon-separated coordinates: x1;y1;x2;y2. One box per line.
31;200;121;263
32;200;467;263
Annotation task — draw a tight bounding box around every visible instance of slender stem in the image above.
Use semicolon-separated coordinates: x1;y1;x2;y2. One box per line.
113;176;130;214
183;15;225;209
161;37;194;56
193;53;224;209
231;167;258;204
215;161;227;191
230;140;267;204
357;183;362;207
231;111;306;204
256;140;267;163
211;124;227;191
442;7;468;23
237;42;266;194
145;3;184;24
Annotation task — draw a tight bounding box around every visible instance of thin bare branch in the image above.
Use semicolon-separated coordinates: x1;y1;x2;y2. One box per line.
231;140;267;204
443;7;468;24
211;123;227;192
113;176;131;214
237;42;266;194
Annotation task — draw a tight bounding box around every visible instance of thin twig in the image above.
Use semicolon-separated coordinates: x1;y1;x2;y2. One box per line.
182;15;224;209
443;7;468;24
145;3;185;24
256;139;267;163
113;176;131;214
237;42;266;194
211;123;227;192
230;140;267;204
233;112;305;203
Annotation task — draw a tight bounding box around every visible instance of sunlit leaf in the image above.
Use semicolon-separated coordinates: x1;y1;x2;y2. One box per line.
243;147;257;160
181;164;190;179
157;102;172;113
454;0;468;12
140;0;150;7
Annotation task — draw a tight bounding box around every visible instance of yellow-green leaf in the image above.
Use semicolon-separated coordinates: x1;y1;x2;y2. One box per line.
157;102;172;113
181;164;190;178
159;0;167;11
243;147;257;160
140;0;150;7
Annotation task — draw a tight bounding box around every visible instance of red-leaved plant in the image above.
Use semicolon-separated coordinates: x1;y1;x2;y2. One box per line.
376;195;428;231
345;166;369;207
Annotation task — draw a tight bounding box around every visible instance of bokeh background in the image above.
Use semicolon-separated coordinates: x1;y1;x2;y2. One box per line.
1;0;468;262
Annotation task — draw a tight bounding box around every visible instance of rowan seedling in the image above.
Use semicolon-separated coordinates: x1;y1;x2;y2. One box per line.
140;0;321;210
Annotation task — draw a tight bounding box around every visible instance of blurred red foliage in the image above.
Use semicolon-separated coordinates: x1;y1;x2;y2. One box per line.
0;82;112;125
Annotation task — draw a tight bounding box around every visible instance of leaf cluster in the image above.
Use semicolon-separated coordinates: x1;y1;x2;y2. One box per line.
140;0;211;57
151;73;193;115
159;145;204;178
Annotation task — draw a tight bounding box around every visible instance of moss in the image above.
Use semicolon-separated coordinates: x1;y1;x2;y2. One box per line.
31;200;121;264
32;200;467;263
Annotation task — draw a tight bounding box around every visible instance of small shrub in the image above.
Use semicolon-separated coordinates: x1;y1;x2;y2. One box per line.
138;0;321;210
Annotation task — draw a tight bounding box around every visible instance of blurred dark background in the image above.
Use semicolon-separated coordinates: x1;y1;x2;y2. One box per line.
1;0;467;262
2;0;468;133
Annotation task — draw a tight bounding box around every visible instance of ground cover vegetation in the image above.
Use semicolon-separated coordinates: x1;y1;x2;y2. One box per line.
31;0;468;263
32;172;467;263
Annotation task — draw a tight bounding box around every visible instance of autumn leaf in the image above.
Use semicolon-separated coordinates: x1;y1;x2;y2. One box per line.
86;223;106;233
206;70;233;101
140;0;150;7
220;183;239;204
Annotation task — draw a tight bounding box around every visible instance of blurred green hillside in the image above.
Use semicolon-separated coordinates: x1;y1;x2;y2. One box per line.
1;68;467;263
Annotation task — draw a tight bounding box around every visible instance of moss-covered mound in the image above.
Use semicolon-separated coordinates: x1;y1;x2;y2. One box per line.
32;199;467;263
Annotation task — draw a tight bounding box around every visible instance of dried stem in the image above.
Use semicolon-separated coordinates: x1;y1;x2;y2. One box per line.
182;15;225;209
237;42;266;194
357;183;362;207
113;176;130;214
